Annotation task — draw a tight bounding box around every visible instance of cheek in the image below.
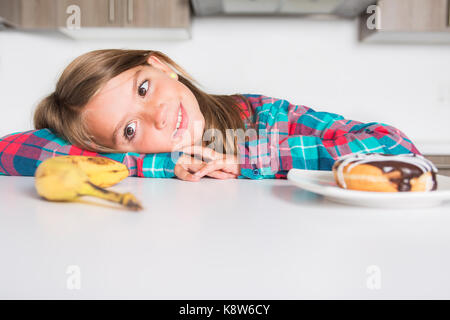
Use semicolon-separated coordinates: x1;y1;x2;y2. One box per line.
192;102;203;121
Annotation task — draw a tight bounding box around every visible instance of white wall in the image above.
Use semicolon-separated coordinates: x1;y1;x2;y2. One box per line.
1;16;450;152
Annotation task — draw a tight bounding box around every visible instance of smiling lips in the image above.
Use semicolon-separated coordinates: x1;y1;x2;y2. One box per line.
173;103;187;138
175;107;182;130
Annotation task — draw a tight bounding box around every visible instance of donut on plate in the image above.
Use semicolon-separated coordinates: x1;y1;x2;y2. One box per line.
332;153;438;192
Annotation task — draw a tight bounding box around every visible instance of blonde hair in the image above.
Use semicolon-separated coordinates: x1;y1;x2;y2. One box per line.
34;49;253;155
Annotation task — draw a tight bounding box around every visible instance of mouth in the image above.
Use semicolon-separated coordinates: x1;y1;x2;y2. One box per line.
172;102;188;139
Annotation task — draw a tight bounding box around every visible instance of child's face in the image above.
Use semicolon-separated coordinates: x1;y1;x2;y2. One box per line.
83;56;205;154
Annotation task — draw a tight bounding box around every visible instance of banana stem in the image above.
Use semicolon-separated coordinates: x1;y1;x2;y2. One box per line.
81;181;143;211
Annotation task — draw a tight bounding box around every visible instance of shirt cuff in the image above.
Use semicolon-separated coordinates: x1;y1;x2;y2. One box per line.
137;151;183;178
237;137;277;179
164;151;184;178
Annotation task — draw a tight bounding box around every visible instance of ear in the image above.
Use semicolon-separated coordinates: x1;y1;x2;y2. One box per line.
146;55;175;77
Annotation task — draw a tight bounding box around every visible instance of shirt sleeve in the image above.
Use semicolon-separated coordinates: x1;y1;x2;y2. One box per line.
121;151;182;178
237;97;421;180
0;129;182;178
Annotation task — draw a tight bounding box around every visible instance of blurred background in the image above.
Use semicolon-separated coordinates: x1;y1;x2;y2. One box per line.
0;0;449;169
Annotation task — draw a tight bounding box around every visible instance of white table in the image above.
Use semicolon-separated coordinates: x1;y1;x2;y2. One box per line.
1;176;450;299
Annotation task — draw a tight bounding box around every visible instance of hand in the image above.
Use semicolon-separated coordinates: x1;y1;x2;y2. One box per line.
174;153;238;182
181;146;241;179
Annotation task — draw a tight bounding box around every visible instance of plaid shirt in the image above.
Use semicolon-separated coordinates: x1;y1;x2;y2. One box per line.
0;129;181;178
237;94;420;179
0;93;420;179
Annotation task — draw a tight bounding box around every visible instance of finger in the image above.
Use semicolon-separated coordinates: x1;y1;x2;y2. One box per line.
184;162;206;173
174;165;201;182
193;159;223;178
206;170;237;180
220;171;238;179
178;154;204;166
181;145;218;161
214;168;238;178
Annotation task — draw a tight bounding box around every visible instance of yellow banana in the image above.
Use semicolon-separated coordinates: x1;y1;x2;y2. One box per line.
48;156;129;188
35;158;142;211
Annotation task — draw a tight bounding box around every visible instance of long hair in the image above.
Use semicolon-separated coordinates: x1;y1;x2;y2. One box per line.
33;49;253;155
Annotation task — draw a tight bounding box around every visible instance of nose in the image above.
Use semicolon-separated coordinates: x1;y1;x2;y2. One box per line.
145;102;168;130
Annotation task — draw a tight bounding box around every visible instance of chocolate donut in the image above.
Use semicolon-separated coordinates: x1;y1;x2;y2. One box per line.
332;153;438;192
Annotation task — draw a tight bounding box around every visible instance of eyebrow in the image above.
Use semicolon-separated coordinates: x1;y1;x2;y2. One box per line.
111;69;142;146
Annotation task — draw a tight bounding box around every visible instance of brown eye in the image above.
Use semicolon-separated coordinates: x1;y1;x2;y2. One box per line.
124;122;137;141
138;80;149;97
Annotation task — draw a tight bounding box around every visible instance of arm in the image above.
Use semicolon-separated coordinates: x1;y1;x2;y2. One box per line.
0;129;182;178
237;96;421;180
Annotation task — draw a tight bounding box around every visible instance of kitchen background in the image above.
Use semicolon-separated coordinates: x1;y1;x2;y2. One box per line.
0;0;449;170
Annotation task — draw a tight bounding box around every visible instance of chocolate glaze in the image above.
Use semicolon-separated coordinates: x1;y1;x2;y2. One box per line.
333;153;438;192
368;160;436;191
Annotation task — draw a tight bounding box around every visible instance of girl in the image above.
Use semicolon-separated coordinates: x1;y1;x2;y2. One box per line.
33;49;420;182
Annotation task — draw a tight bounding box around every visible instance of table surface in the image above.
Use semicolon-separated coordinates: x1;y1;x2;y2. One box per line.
1;175;450;299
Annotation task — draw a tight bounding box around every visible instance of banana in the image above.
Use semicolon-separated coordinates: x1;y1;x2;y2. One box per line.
35;158;143;211
47;156;129;188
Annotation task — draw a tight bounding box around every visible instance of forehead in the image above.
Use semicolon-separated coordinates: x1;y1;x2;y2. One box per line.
82;67;142;143
84;66;145;117
95;67;139;101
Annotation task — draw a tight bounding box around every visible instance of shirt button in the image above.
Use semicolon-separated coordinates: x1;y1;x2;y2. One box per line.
252;168;260;175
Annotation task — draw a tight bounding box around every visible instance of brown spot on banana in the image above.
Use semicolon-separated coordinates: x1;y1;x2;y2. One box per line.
119;193;143;211
87;157;110;165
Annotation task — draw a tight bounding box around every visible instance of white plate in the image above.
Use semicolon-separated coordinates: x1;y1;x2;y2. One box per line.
287;169;450;208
